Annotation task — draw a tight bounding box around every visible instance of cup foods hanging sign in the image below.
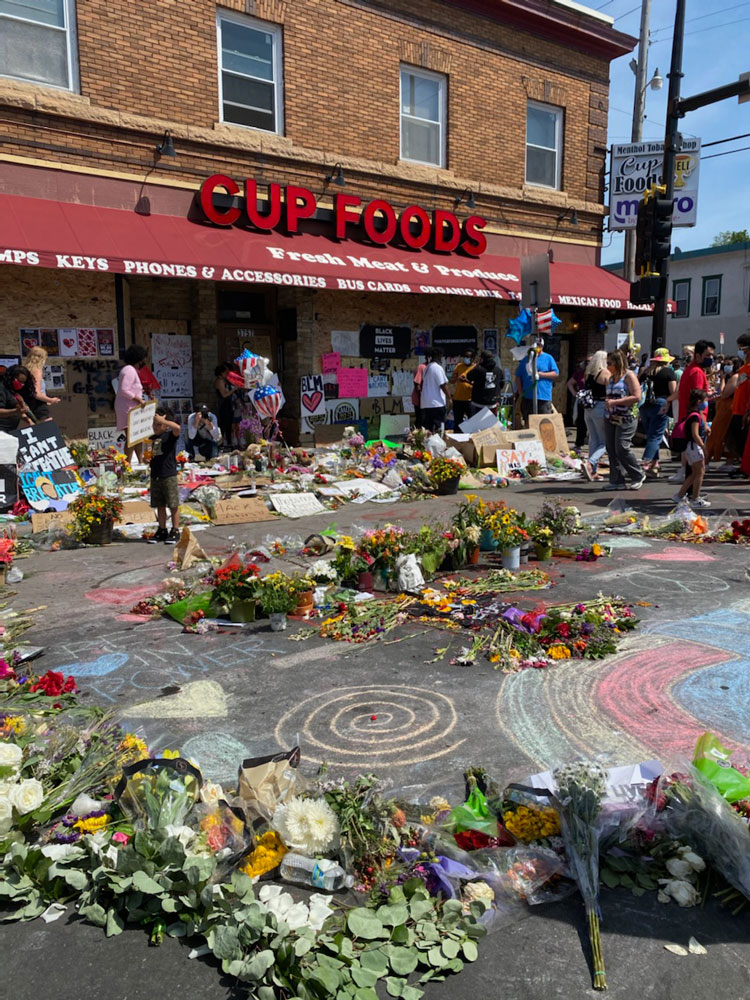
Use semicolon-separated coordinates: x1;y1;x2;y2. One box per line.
609;139;701;230
198;175;488;257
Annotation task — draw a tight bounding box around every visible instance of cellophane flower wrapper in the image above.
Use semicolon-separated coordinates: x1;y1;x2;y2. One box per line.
115;759;201;833
194;800;252;868
660;765;750;899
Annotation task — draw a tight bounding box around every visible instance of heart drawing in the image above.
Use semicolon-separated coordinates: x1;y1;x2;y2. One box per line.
23;338;37;351
301;391;323;413
63;339;75;348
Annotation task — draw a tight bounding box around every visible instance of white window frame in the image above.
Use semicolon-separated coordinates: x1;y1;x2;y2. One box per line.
216;9;284;136
399;65;447;168
0;0;79;92
672;278;691;318
525;100;563;190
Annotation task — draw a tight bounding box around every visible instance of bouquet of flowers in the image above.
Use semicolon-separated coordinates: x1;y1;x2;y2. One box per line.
553;760;608;990
428;456;466;485
254;571;298;615
358;525;405;571
68;490;124;542
528;523;554;546
209;562;260;610
536;499;581;541
485;507;529;549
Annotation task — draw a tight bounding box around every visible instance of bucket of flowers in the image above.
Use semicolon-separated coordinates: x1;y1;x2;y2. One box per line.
486;506;529;570
428;455;466;495
358;525;405;588
529;523;554;562
68;489;124;545
254;571;298;630
332;536;372;589
452;495;487;564
536;499;581;543
290;573;316;616
209;561;261;622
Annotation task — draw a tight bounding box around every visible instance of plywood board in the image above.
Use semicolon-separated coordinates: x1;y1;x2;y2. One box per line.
30;510;73;533
53;393;89;440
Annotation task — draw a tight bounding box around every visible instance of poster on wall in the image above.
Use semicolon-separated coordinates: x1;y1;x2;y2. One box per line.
483;329;499;355
0;357;20;373
327;398;360;424
152;333;193;397
19;329;40;356
12;421;75;471
391;370;416;396
359;325;411;359
367;374;389;397
322;373;339;400
414;331;430;356
300;374;325;420
58;329;79;357
77;329;98;357
431;326;478;353
330;330;360;356
336;367;368;396
97;329;115;356
43;364;65;391
39;329;60;354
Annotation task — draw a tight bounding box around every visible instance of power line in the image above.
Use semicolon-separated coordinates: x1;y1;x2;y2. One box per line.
703;133;750;148
651;2;750;34
614;4;642;21
701;145;750;161
650;17;750;43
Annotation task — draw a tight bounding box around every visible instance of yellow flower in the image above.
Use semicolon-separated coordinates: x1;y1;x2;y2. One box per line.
508;649;521;659
1;715;24;735
547;644;571;660
592;543;604;557
161;749;180;759
74;813;111;834
239;831;288;878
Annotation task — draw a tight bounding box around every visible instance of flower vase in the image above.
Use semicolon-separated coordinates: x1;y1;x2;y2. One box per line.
229;598;256;623
357;570;374;592
534;542;553;562
479;528;499;552
436;476;460;496
520;542;531;565
468;546;480;565
500;546;521;571
84;518;114;545
269;612;287;631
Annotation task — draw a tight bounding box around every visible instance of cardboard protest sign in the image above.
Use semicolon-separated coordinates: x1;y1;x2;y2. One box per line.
12;421;75;471
300;374;325;420
152;332;193;397
337;367;368;397
527;410;567;453
127;402;157;448
88;426;125;451
213;497;277;525
269;493;327;518
117;500;156;525
19;469;83;511
391;370;415;397
0;464;18;512
175;527;208;568
367;374;390;397
314;425;346;446
30;510;73;533
496;440;547;476
321;352;341;373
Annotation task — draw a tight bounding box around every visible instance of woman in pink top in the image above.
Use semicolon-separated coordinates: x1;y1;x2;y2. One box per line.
115;345;146;455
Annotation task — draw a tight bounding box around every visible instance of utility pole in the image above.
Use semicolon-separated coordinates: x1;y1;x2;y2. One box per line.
650;0;686;353
622;0;653;347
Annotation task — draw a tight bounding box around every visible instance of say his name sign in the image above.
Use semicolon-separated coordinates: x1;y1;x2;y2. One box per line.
12;421;75;471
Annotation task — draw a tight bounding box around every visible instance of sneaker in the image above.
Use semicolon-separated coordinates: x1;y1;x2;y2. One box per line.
628;476;646;491
148;527;167;544
604;482;626;491
718;463;737;473
672;492;684;504
164;528;180;545
668;470;686;483
691;496;712;508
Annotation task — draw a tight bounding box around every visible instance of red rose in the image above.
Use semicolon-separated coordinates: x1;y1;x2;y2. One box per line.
556;622;571;638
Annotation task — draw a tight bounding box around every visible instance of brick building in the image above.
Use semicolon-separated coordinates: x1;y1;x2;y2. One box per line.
0;0;638;440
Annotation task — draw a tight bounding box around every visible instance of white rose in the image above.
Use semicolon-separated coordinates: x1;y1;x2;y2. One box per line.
199;780;224;805
11;778;44;815
0;742;23;771
659;878;698;907
0;793;13;835
665;857;693;880
677;846;706;871
70;792;102;817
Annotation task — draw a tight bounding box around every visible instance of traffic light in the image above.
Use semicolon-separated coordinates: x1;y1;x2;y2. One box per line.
630;274;663;305
633;185;674;277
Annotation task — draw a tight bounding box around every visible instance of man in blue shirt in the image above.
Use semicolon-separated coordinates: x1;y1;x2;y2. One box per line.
514;339;559;425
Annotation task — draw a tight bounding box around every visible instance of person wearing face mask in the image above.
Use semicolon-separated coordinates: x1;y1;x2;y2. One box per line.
0;365;35;431
724;333;750;475
705;356;740;466
449;349;477;427
664;339;715;484
468;350;504;415
672;389;710;507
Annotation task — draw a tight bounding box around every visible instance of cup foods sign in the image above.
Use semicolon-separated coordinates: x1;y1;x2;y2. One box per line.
609;139;700;231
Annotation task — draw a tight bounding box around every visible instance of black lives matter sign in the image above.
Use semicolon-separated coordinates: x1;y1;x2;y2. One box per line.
12;421;76;471
359;325;411;359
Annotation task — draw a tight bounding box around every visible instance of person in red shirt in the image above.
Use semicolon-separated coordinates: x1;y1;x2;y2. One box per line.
727;334;750;472
665;339;715;484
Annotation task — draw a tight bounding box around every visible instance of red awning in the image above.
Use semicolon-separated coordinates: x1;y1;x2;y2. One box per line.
0;193;653;312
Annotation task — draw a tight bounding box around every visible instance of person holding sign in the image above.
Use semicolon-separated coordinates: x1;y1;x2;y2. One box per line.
115;345;146;458
0;366;35;431
148;407;181;544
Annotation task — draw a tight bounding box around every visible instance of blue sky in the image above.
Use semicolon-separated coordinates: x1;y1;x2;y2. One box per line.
596;0;750;264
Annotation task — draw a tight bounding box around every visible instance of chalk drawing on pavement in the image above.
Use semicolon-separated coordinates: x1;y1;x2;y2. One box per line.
121;679;228;719
60;652;130;678
275;684;465;767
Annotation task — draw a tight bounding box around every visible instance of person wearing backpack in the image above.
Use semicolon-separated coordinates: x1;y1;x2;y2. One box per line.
638;348;677;479
672;388;710;507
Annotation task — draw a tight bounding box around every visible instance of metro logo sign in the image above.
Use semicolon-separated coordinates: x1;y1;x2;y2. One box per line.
609;139;700;230
199;175;487;257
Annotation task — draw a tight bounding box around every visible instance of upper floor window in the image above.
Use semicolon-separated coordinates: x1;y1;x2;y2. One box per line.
672;278;691;318
217;11;283;134
526;101;563;189
400;66;446;168
0;0;78;90
702;275;721;316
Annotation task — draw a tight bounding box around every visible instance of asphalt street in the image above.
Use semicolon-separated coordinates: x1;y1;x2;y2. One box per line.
5;459;750;1000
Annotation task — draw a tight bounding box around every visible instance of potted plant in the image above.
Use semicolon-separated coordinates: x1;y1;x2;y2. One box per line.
290;574;316;616
428;456;466;495
68;490;124;545
358;525;405;589
254;571;298;630
526;460;543;479
485;506;529;570
402;525;450;577
209;562;261;622
529;524;554;562
535;499;581;544
332;536;369;589
451;496;486;565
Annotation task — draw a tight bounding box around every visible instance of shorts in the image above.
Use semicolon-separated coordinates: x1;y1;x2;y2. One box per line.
150;475;179;509
685;443;704;465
